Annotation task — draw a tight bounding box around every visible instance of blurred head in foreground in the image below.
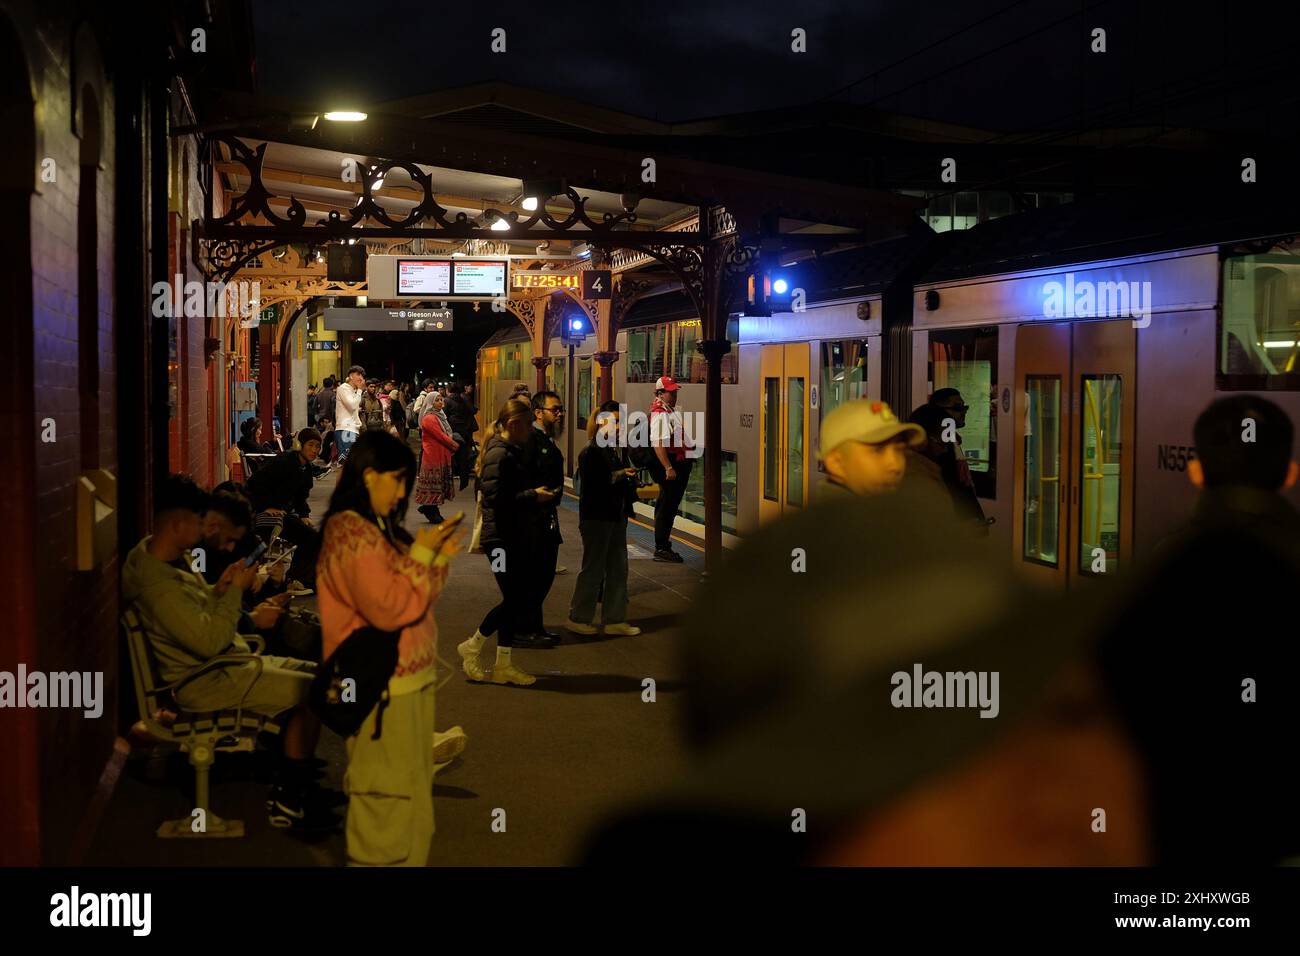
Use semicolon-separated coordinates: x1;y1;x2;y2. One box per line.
585;493;1151;865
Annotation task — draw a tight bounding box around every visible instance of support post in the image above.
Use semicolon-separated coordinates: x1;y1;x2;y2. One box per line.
531;356;549;395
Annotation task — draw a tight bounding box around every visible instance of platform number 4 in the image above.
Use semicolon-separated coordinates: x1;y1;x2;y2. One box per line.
583;270;612;300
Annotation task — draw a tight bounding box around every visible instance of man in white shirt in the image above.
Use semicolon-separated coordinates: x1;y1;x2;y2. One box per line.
334;365;366;463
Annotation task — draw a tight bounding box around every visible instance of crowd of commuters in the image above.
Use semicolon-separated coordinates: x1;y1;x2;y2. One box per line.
122;357;1300;866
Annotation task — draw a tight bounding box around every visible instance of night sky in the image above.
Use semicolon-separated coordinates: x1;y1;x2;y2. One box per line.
253;0;1299;135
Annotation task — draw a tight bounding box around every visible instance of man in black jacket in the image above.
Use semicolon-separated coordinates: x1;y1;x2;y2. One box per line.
245;428;324;587
445;383;478;489
517;390;565;647
1099;394;1300;864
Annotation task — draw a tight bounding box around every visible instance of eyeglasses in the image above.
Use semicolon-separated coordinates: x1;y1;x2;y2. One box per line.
545;405;564;414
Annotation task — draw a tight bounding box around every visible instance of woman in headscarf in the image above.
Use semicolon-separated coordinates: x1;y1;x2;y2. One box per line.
415;391;459;524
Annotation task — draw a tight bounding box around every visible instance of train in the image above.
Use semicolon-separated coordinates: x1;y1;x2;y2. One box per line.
477;192;1300;586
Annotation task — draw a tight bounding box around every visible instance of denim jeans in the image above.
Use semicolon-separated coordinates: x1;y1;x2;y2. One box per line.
335;429;358;461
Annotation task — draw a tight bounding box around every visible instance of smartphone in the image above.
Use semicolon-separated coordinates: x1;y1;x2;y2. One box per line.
242;539;268;568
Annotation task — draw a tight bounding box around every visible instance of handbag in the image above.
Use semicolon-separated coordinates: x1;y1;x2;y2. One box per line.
308;625;401;739
280;607;322;657
469;490;484;554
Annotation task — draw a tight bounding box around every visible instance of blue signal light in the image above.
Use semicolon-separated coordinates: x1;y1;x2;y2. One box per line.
772;278;789;295
572;318;584;331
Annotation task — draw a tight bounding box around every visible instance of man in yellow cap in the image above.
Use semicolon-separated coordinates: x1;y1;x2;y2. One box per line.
817;399;925;497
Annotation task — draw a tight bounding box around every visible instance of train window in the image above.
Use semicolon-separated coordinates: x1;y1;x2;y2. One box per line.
626;319;739;384
1219;251;1300;389
1079;374;1123;576
763;377;780;502
577;357;593;427
678;450;738;534
927;327;998;498
787;375;805;507
819;340;869;427
1023;376;1061;567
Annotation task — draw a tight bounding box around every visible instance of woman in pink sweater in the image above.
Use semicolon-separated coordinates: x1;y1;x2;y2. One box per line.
415;391;459;524
317;431;463;866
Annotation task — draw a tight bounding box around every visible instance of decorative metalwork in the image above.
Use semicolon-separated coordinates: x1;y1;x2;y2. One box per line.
201;133;667;244
199;237;291;284
502;292;545;338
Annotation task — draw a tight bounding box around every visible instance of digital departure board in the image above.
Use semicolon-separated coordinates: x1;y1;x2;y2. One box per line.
452;260;508;296
396;259;451;295
393;257;508;299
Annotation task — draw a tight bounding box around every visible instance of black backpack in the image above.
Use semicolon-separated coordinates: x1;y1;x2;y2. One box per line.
308;626;401;739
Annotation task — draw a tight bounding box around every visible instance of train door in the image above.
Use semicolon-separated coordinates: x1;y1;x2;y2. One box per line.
1013;321;1135;588
759;342;810;525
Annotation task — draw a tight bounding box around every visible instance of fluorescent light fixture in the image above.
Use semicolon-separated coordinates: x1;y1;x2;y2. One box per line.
1264;340;1297;348
324;111;367;122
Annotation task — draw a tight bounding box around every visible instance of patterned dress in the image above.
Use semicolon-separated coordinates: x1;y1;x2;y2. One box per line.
415;411;457;506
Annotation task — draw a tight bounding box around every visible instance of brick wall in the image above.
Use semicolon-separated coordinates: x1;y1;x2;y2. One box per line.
23;8;121;864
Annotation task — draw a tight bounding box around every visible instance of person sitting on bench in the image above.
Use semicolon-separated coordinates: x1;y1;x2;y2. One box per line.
121;474;339;832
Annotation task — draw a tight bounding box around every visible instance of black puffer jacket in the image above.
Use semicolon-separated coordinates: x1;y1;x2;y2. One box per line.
478;436;550;547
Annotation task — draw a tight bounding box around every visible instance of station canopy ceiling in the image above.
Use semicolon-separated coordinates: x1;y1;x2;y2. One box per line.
202;81;925;262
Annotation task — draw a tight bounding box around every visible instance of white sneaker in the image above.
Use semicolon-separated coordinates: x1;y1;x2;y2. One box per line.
565;619;598;635
432;726;468;763
489;662;536;686
457;637;488;681
604;622;642;636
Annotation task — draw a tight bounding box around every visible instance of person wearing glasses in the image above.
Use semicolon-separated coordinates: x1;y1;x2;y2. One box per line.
517;391;566;647
922;388;987;529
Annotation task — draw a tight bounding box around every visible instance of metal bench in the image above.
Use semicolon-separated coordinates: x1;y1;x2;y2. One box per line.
122;607;281;838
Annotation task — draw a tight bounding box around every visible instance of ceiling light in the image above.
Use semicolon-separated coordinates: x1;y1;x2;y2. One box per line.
323;111;367;122
490;217;510;232
521;196;538;212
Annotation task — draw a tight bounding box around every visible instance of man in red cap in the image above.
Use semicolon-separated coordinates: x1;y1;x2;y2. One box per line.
648;375;695;561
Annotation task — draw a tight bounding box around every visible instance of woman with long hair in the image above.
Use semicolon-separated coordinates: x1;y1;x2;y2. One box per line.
457;398;556;686
566;400;642;636
316;430;463;866
415;391;459;524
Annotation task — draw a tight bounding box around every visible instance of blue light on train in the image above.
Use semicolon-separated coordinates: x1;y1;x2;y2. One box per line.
772;278;789;295
572;318;584;331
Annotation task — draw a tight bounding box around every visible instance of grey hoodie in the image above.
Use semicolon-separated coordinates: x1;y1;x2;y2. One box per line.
121;537;251;692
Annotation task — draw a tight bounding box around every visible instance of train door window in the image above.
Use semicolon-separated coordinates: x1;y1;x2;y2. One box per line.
1023;376;1061;566
786;375;805;507
626;328;651;383
678;450;738;534
928;326;998;498
577;357;593;428
763;376;780;501
819;339;869;425
1219;249;1300;389
1078;374;1123;575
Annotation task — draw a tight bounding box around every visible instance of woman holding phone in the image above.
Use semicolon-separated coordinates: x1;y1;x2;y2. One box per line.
567;401;642;636
457;398;553;686
317;431;464;866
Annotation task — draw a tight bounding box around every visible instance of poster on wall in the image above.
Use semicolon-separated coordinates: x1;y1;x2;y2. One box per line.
940;361;992;473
